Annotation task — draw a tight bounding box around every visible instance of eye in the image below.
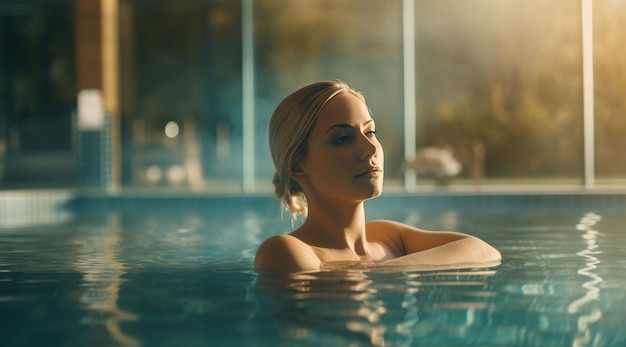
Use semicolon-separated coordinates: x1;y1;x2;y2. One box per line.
365;130;377;137
333;135;350;144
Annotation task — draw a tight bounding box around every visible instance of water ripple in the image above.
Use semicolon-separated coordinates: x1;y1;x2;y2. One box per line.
569;212;603;347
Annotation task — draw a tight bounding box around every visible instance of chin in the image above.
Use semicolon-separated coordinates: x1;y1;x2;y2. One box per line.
344;178;384;201
372;188;383;199
364;185;384;200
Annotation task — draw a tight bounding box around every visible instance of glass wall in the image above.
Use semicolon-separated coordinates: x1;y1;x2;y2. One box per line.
0;0;624;191
253;0;404;187
0;0;76;188
119;0;244;190
413;0;584;187
594;0;626;186
117;0;404;191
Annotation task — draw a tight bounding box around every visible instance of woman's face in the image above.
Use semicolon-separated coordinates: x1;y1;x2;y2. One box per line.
295;92;384;203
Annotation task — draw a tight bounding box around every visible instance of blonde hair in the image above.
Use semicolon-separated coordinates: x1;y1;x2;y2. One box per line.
269;80;362;217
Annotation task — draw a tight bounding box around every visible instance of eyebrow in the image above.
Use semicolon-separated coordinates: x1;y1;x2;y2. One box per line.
325;119;374;133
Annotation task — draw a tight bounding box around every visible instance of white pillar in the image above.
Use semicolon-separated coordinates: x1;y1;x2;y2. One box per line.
403;0;416;191
582;0;595;189
242;0;255;192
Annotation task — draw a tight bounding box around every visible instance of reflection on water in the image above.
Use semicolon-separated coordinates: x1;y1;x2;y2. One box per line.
569;212;603;347
74;214;140;347
256;267;498;347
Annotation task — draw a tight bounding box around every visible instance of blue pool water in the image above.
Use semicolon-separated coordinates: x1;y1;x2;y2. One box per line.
0;192;625;346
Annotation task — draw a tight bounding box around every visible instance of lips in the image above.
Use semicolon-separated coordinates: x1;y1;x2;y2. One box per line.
356;166;382;178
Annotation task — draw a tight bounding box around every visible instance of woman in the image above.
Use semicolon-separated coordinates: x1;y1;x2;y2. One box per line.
255;80;500;273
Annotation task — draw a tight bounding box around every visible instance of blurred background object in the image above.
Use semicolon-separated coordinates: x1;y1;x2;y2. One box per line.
403;147;461;186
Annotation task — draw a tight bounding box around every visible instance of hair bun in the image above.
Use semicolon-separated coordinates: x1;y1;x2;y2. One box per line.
272;171;307;217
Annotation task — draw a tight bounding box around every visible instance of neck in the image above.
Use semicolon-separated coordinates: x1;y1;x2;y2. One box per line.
297;198;370;255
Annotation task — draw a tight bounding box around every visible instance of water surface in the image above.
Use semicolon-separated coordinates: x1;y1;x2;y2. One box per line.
0;197;624;346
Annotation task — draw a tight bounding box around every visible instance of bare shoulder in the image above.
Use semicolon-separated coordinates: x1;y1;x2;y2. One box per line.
254;234;320;273
368;219;455;233
367;219;487;253
365;220;408;256
367;219;412;233
366;219;432;241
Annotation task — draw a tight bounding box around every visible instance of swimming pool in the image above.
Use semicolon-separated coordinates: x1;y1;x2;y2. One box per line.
1;191;625;346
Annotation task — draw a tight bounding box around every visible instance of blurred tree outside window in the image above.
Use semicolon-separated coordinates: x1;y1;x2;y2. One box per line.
413;0;584;186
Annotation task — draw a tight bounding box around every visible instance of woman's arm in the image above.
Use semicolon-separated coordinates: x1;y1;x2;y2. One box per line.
379;237;501;267
367;220;501;266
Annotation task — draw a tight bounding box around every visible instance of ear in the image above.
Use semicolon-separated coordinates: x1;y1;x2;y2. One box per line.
289;160;308;183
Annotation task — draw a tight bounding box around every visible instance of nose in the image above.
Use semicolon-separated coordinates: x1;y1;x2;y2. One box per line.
358;133;379;161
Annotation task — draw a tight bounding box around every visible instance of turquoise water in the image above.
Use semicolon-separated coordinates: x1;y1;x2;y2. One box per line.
0;194;625;346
